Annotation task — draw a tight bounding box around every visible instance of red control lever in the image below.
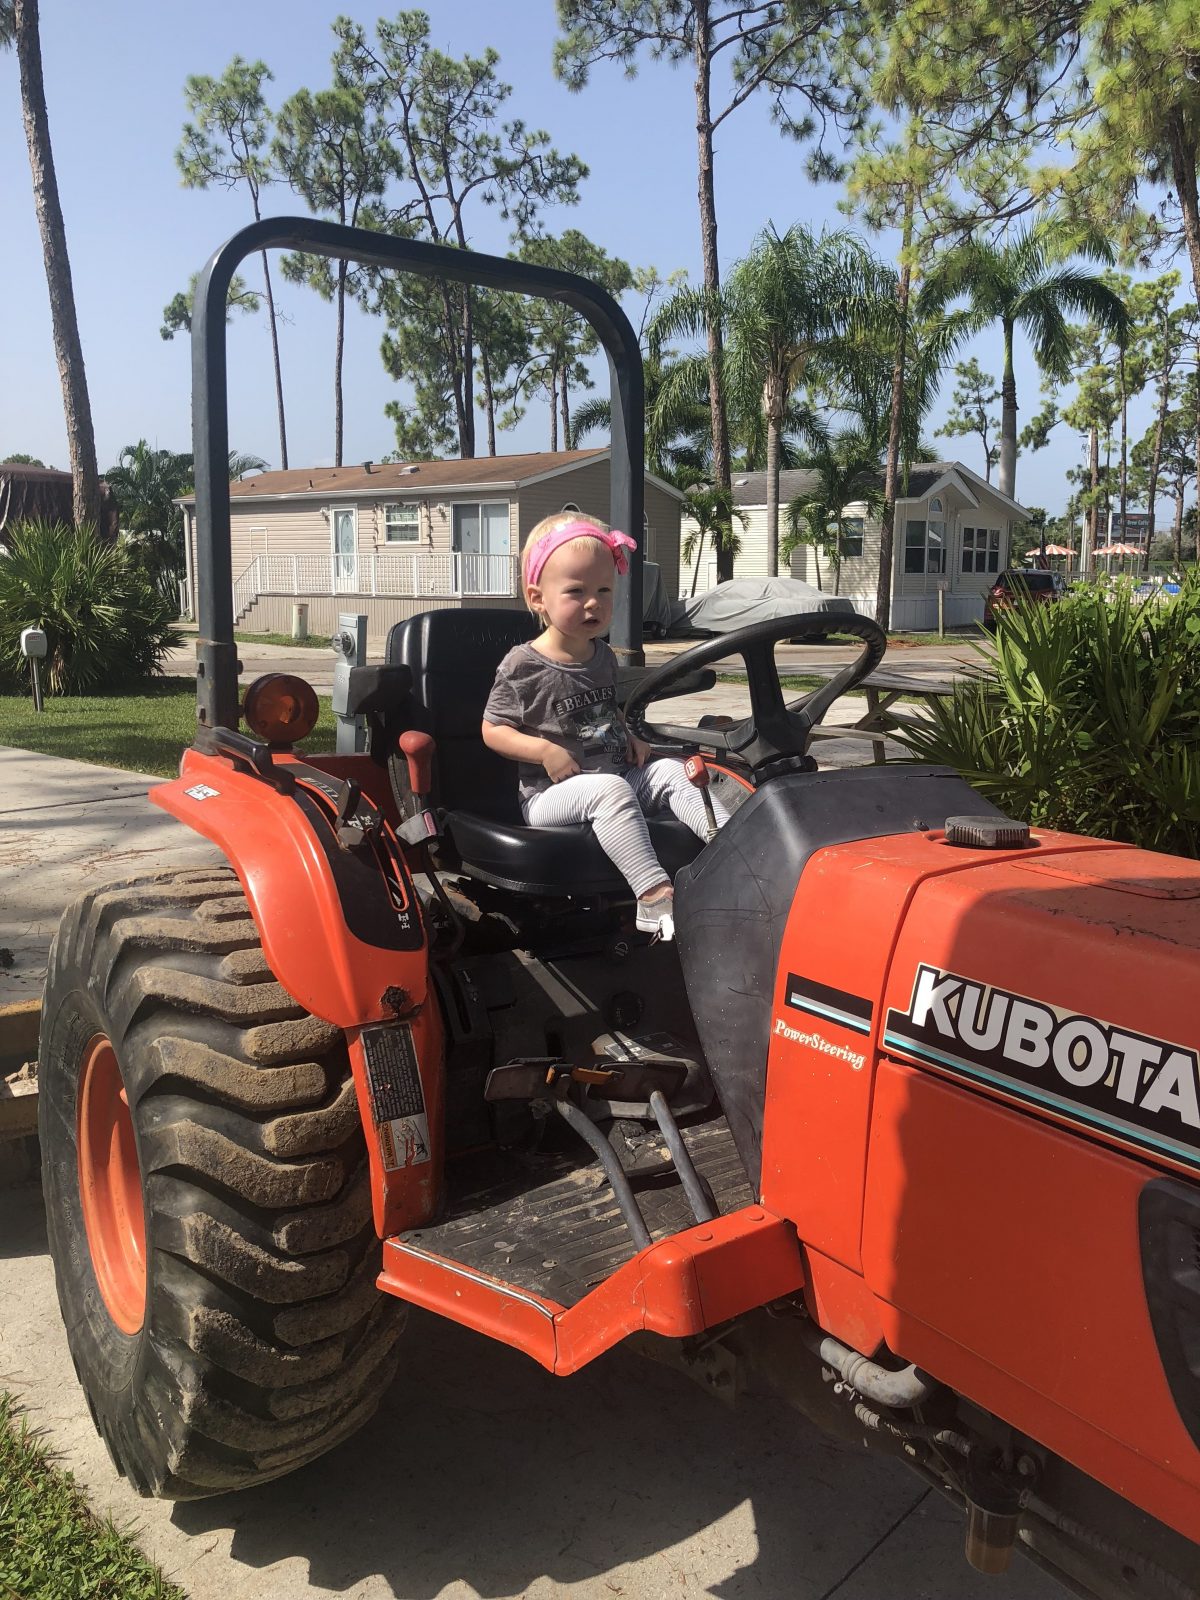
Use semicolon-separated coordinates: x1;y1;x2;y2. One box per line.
683;753;718;841
399;730;435;803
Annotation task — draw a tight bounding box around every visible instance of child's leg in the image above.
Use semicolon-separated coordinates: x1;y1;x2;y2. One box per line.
525;774;669;899
627;758;732;842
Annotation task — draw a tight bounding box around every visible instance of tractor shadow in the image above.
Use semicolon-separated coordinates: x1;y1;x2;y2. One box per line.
172;1307;926;1598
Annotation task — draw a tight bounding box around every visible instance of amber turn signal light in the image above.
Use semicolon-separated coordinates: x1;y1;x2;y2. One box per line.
242;673;319;746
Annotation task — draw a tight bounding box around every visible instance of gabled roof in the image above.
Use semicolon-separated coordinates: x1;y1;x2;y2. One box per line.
176;448;682;505
727;461;1029;517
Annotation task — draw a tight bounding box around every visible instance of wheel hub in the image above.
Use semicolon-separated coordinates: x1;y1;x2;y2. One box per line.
77;1034;146;1335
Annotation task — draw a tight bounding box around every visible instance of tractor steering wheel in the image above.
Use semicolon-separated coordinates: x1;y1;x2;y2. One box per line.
624;611;887;777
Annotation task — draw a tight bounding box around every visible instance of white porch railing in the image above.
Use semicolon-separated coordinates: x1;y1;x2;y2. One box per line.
232;549;519;620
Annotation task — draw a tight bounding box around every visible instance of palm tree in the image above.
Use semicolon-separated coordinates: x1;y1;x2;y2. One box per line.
654;225;890;579
784;432;886;594
2;0;100;527
679;484;746;597
921;221;1128;500
572;346;712;483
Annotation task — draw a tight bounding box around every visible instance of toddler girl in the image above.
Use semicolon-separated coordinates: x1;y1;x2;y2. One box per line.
482;512;729;941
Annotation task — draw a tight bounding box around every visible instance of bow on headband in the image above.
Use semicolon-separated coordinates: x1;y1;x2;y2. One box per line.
524;520;638;587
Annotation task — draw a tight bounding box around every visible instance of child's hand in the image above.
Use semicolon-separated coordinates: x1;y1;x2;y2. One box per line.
627;731;652;767
541;740;581;783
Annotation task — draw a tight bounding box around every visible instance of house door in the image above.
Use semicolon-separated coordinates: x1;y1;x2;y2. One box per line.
453;502;510;594
332;508;357;590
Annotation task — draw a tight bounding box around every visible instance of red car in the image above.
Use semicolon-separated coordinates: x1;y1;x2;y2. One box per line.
983;567;1067;628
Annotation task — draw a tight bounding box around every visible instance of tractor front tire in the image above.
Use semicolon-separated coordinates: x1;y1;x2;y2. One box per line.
39;865;404;1499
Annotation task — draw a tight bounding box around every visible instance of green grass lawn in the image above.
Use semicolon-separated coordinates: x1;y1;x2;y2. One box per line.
234;629;330;650
0;1392;185;1600
0;680;337;778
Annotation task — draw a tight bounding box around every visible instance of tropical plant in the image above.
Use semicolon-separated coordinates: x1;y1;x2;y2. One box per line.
106;444;267;600
783;431;885;593
894;578;1200;858
2;0;100;526
655;224;888;578
679;485;745;597
572;346;711;482
0;521;181;694
104;442;195;600
920;221;1128;500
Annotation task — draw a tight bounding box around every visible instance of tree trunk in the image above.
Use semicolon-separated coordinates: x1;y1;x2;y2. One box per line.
1173;479;1184;569
877;198;913;630
13;0;100;527
549;370;559;453
998;317;1018;500
693;9;733;579
460;289;475;457
1083;425;1099;575
1167;109;1200;314
765;411;780;578
560;376;571;453
833;547;841;596
689;530;705;597
812;545;822;591
334;260;347;468
254;248;289;471
1118;345;1128;557
1146;351;1170;567
480;342;497;456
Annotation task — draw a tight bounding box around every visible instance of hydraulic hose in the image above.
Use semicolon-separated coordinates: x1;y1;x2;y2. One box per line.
798;1321;939;1409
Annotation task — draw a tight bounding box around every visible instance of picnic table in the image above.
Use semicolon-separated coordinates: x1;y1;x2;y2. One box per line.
801;663;970;763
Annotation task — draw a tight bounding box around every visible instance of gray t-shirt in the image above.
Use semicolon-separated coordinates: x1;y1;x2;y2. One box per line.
484;639;628;810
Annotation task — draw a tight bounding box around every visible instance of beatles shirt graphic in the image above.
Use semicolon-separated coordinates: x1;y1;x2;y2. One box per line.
553;684;627;763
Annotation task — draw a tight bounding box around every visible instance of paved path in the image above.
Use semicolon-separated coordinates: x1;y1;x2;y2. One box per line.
0;748;220;1009
165;632;983;698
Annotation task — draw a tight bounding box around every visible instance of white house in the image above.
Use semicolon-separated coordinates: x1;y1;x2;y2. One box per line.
680;461;1031;631
179;449;684;642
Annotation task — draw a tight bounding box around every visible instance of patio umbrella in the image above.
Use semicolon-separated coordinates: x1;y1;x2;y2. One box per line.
1043;543;1074;556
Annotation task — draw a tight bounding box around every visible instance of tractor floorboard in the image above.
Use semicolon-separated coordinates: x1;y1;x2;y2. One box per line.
402;1116;753;1307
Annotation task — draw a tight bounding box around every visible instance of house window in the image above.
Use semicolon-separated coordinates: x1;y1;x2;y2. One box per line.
384;503;420;543
904;516;945;575
453;501;510;555
962;526;1001;573
840;515;865;559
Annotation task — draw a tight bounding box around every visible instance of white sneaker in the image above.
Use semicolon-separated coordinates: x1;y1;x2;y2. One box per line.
636;897;675;941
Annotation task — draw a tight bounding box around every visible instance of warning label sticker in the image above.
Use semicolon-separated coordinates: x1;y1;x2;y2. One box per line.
361;1022;425;1123
379;1113;431;1170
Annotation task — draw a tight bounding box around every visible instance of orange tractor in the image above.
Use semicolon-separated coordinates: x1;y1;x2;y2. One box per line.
39;222;1200;1598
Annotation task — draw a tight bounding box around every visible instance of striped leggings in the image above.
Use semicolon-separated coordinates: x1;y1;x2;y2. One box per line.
524;759;731;898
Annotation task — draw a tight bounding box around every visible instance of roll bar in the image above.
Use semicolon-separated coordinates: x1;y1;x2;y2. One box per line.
191;217;646;730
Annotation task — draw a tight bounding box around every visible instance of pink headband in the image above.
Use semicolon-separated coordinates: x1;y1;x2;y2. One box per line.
524;520;637;587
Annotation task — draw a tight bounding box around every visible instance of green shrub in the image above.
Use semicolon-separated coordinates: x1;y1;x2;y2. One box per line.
0;519;181;694
894;575;1200;857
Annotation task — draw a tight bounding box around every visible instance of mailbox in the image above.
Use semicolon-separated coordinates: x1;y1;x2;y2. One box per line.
20;627;48;660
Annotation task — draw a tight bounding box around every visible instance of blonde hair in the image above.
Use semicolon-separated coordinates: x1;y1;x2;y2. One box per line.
520;510;610;613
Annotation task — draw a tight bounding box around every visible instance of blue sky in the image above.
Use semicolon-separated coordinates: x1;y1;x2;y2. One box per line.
0;0;1174;517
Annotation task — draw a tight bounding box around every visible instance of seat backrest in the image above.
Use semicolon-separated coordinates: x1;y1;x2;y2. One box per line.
387;608;538;821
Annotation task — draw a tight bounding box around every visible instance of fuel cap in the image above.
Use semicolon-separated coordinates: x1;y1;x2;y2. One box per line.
944;815;1031;849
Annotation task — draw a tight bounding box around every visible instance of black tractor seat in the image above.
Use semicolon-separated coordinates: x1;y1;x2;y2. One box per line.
386;609;703;896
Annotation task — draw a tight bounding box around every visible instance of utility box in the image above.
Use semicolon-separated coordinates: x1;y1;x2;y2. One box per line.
292;602;309;642
331;612;368;754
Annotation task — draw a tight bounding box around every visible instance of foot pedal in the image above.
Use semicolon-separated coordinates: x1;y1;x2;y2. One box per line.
484;1055;687;1106
589;1030;712;1118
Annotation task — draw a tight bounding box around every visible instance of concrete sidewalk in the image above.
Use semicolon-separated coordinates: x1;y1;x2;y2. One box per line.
0;747;221;1009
